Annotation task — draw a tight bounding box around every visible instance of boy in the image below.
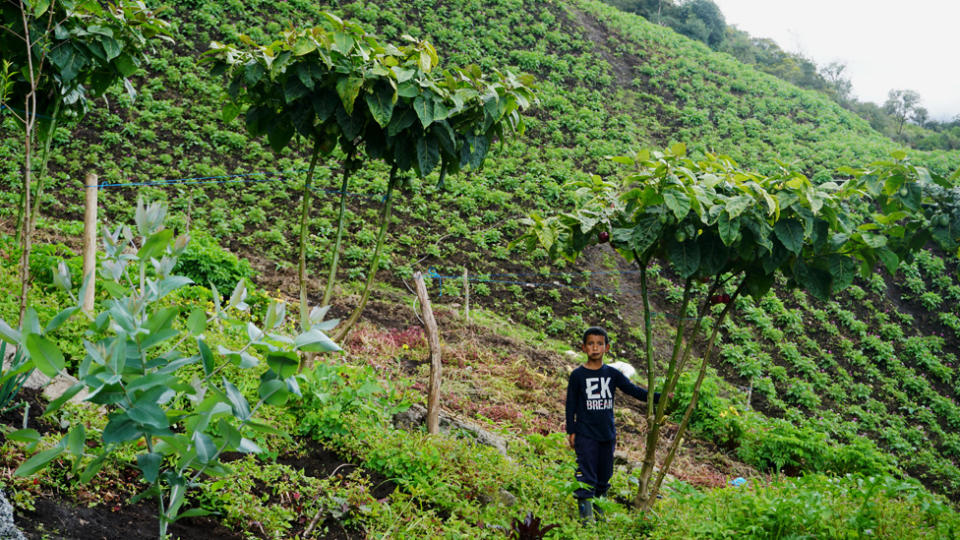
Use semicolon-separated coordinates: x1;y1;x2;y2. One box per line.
565;326;661;522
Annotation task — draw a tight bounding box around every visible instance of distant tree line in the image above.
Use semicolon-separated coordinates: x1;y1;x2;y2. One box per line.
604;0;960;151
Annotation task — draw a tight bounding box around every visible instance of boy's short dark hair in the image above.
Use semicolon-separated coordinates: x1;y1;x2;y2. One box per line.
583;326;609;345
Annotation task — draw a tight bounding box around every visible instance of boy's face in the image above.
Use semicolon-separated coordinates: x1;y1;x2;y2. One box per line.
581;333;609;362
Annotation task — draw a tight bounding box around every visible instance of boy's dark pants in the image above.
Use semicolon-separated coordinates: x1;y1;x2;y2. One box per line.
574;435;615;499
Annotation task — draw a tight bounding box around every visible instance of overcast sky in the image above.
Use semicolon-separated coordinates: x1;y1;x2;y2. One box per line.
711;0;959;121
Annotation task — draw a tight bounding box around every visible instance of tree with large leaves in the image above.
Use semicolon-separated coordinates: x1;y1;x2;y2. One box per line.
0;0;170;323
517;145;946;510
206;13;535;339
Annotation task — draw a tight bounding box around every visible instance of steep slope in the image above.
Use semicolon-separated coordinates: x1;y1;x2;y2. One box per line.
1;0;960;530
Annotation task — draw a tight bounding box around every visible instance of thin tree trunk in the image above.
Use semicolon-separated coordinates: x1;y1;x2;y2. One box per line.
28;96;61;234
643;280;746;510
17;4;38;326
321;158;355;308
332;165;398;343
297;144;322;330
634;258;658;509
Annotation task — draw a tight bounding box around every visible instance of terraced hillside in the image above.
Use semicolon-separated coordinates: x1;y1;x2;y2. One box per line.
2;0;960;537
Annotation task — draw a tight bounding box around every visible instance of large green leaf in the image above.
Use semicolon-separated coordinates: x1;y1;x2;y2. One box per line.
24;333;65;378
774;219;804;254
666;236;701;278
192;432;217;464
198;339;214;377
335;76;363;115
103;413;141;444
259;379;288;406
829;255;856;292
137;452;163;483
663;189;690;221
223;378;251;421
138;229;173;260
15;444;65;477
266;351;299;379
413;95;434;128
365;83;395;128
415;136;440;176
294;328;341;352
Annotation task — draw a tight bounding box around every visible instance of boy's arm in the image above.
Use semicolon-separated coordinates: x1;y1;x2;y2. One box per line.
613;368;660;403
565;372;577;446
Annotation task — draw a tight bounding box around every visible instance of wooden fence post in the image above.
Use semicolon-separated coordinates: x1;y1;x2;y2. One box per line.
81;173;98;314
463;268;469;322
414;271;442;434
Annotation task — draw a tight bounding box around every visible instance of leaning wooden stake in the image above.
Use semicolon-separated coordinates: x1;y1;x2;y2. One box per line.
81;173;98;314
414;271;442;434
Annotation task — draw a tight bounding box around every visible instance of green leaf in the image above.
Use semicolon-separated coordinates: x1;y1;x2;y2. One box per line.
717;211;740;246
44;383;84;416
7;429;41;444
33;0;52;17
774;219;804;254
663;189;690;221
267;118;295;153
66;425;86;461
794;260;831;301
155;276;193;300
876;249;899;274
670;142;686;156
222;102;241;123
292;38;317;56
365;84;395;128
103;413;141;444
79;453;109;483
0;318;21;344
415;136;440;177
259;379;288;406
138;229;173;260
25;333;65;378
294;329;341;352
176;508;216;520
137;452;163;484
724;195;753;219
113;53;138;77
413;95;434;128
128;402;169;430
187;308;206;336
266;351;299;379
44;307;79;334
192;432;217;464
15;444;65;477
198;339;214;377
335;76;363;115
860;233;887;249
223;379;251;421
829;255;856;291
666;236;700;279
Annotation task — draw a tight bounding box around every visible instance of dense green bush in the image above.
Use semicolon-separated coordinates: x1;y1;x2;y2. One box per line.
173;230;254;292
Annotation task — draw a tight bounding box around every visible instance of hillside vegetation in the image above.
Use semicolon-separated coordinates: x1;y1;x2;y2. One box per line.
2;0;960;538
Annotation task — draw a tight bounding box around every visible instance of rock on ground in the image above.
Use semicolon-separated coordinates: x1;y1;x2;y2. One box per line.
0;490;26;540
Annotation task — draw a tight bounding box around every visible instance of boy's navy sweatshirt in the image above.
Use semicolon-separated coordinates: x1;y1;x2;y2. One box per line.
565;364;658;442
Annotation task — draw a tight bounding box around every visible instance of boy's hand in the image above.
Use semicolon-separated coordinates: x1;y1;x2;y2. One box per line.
568;433;575;449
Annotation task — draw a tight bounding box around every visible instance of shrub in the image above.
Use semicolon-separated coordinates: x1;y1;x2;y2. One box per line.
174;230;254;292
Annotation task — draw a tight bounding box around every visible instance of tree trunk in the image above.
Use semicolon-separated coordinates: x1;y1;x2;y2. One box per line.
332;166;398;343
28;97;61;235
642;280;746;511
321;158;356;308
634;260;658;509
297;144;322;330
